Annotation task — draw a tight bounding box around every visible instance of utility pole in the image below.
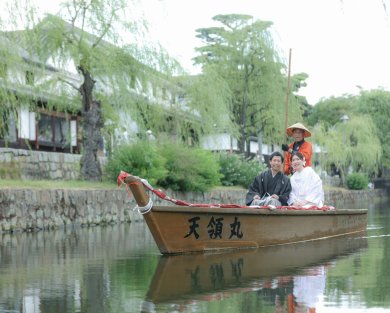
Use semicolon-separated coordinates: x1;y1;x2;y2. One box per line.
284;48;292;143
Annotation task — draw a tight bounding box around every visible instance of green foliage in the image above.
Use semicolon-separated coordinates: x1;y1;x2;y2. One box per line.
346;173;368;190
104;141;221;192
104;141;167;185
0;104;10;139
312;115;382;179
0;0;187;181
157;142;221;192
218;153;265;188
356;89;390;167
306;95;356;129
193;14;307;152
184;65;236;136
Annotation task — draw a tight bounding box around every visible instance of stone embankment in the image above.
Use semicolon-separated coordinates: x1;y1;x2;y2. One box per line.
0;186;387;233
0;148;106;180
1;148;388;233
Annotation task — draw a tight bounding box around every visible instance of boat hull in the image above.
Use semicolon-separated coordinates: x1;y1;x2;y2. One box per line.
144;206;367;254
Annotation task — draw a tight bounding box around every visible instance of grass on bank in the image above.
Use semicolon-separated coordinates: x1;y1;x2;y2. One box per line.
0;179;118;189
0;178;338;192
0;178;244;190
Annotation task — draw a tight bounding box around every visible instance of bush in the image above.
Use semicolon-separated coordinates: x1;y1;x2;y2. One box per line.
218;153;266;188
104;141;167;185
346;173;369;190
157;142;221;192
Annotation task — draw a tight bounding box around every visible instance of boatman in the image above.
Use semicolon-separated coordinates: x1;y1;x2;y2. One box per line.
245;151;291;207
282;122;313;175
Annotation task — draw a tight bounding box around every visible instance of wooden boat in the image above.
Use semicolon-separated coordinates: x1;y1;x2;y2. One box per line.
119;172;368;255
145;233;367;304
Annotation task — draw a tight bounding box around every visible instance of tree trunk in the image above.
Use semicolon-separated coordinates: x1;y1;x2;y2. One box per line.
240;66;250;157
237;132;246;155
79;66;103;181
339;165;347;187
80;100;103;181
245;138;251;158
257;131;263;161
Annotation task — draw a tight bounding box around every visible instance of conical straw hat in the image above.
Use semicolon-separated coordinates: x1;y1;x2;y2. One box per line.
286;122;311;138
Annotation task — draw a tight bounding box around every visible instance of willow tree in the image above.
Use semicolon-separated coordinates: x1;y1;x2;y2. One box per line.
313;115;382;186
356;89;390;169
193;14;306;156
306;95;357;130
180;65;236;138
0;0;184;181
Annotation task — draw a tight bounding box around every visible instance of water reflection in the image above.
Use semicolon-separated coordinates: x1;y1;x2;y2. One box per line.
1;196;389;313
0;222;160;313
143;233;367;313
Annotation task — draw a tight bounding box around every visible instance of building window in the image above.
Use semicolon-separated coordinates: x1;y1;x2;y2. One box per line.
38;114;53;142
0;108;17;142
36;111;75;150
53;116;69;145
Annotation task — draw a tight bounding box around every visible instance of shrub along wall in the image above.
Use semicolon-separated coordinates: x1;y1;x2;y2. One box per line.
0;186;387;233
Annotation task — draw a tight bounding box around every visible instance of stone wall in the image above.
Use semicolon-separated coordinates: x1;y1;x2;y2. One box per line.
1;148;388;233
0;185;387;233
0;148;106;180
0;188;134;232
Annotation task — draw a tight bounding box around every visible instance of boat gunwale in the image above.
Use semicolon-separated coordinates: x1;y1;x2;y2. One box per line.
151;205;367;216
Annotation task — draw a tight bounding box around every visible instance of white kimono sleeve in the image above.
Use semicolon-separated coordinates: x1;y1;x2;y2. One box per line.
303;168;324;207
288;167;324;207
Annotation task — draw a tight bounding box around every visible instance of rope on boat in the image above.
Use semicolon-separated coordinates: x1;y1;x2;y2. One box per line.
117;171;334;211
134;198;153;215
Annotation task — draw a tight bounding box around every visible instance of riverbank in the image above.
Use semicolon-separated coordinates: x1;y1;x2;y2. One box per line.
0;184;387;233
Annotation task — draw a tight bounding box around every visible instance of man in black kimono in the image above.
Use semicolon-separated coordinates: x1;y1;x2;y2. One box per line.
245;151;291;207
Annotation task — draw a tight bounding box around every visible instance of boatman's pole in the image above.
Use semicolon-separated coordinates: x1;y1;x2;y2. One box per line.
284;48;292;142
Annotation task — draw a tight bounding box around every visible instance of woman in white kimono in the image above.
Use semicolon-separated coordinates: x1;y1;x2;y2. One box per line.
287;152;324;208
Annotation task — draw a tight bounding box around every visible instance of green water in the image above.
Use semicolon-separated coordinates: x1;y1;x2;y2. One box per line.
1;198;390;313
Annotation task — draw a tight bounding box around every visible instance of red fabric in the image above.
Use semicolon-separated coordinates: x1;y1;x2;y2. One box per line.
117;171;334;211
284;141;313;175
117;171;130;187
288;294;295;313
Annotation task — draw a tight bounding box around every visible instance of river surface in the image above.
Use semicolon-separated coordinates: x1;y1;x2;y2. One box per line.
1;198;390;313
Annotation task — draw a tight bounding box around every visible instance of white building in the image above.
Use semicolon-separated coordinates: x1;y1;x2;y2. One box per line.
0;17;201;155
